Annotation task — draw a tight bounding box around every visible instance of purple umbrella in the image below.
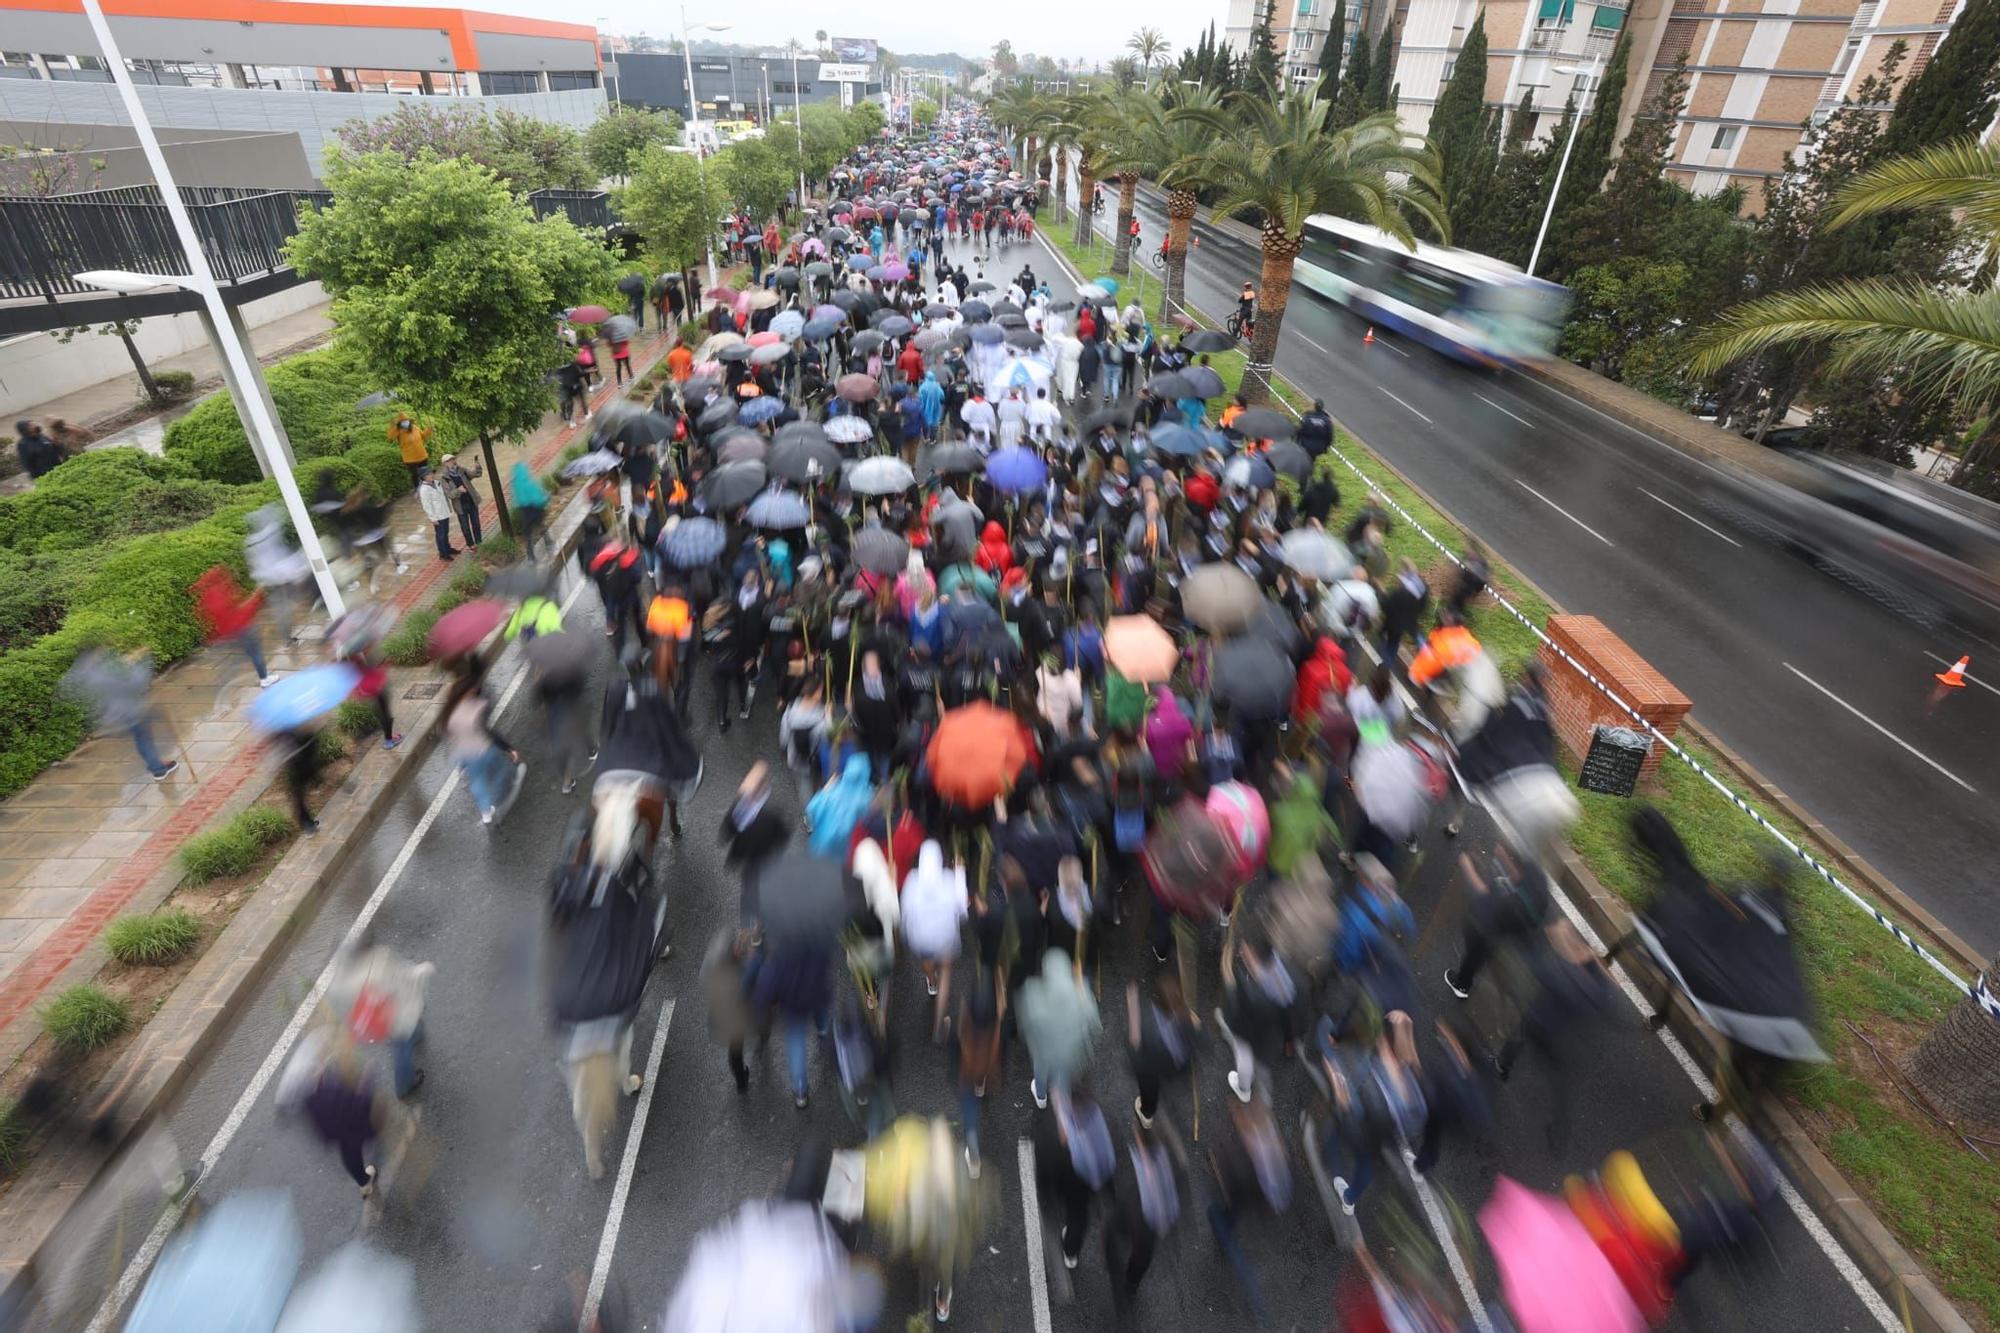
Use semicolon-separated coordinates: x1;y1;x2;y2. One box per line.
985;446;1048;496
883;261;909;282
812;304;847;324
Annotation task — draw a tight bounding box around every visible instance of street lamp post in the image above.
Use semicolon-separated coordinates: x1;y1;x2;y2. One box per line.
75;0;345;619
596;18;621;106
1526;58;1603;279
789;40;808;210
679;10;732;290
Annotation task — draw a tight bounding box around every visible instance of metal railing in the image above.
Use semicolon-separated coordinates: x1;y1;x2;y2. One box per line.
525;187;615;230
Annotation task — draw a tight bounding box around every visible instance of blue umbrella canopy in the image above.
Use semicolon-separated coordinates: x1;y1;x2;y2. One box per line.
802;318;841;342
663;516;727;568
747;489;813;530
248;663;360;733
770;310;805;339
1146;424;1209;457
985;446;1047;496
126;1190;301;1333
739;396;785;425
968;324;1005;345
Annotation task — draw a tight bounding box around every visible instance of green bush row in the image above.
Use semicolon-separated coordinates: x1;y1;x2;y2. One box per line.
179;805;294;883
103;908;200;965
41;984;128;1053
0;450;233;556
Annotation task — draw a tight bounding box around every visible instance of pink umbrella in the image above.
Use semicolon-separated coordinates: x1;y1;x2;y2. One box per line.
567;304;611;324
748;331;783;347
800;238;828;258
1205;781;1270;877
883;261;909;283
1478;1177;1644;1333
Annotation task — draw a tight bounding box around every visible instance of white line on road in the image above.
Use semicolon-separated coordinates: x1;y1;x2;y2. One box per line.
1377;386;1433;424
581;997;676;1330
1638;487;1742;547
1296;332;1335;358
1407;1165;1497;1333
1782;663;1976;792
1513;480;1615;547
1924;650;2000;699
87;577;589;1333
1376;335;1410;358
1474;393;1534;428
1017;1137;1054;1333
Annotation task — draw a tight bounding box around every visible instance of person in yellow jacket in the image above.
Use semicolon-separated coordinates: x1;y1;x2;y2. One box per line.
388;416;431;486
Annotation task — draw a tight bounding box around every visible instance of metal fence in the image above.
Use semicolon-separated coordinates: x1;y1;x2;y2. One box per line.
526;188;615;231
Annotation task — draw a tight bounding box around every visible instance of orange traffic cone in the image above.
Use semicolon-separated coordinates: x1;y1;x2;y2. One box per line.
1363;326;1376;345
1935;655;1970;688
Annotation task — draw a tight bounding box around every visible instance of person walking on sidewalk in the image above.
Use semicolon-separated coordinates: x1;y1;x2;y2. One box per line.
417;470;457;561
444;676;525;826
192;565;274;687
440;453;484;548
388;415;431;487
62;648;179;781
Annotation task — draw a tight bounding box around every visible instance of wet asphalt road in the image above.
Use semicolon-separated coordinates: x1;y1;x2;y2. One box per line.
118;545;1894;1333
1056;187;2000;957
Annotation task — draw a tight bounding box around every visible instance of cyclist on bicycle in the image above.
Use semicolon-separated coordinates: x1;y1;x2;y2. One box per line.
1237;282;1258;338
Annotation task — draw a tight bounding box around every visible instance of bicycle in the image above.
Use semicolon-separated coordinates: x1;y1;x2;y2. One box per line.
1150;244;1168;271
1225;309;1255;343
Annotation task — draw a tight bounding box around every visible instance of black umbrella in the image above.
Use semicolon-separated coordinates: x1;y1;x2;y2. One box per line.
1080;406;1131;434
958;299;992;322
877;315;914;338
1149;371;1196;399
1265;440;1312;480
968;280;996;294
769;435;843;483
607;408;675;447
1180;329;1233;354
923;442;984;476
1634;881;1828;1063
1233;407;1295;441
1182;365;1227;399
716;343;755;363
851;330;889;354
771;267;801;289
1005;328;1044;350
548;884;667;1023
868;307;903;329
853;526;911;576
525;630;595;686
698;399;739;432
1211;636;1294;722
701;461;768;510
1238;596;1305;657
996;312;1029;329
990;300;1023;317
758;853;852;943
616;273;647;298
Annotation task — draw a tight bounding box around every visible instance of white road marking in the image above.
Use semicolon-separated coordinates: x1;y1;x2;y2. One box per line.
1407;1165;1497;1333
1296;333;1335;357
1377;386;1433;424
1017;1136;1053;1333
580;997;676;1331
1475;393;1534;428
1514;480;1615;547
86;577;588;1332
1782;663;1976;792
1923;650;2000;698
1638;487;1742;547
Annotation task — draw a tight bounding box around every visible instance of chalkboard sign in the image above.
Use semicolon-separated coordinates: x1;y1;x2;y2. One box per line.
1578;725;1650;797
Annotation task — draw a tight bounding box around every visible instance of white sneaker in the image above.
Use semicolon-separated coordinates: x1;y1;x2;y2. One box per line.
1031;1079;1048;1110
1227;1069;1252;1104
1134;1095;1153;1129
964;1145;981;1179
394;563;409;575
492;761;527;822
625;1074;643;1094
1332;1176;1356;1217
481;809;494;826
258;675;275;688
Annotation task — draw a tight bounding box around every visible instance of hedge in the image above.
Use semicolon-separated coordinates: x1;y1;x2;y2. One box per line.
180;805;294;882
163;342;472;485
0;450;231;555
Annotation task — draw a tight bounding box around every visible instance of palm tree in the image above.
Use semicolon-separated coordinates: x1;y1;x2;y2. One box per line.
1071;103;1116;251
1042;94;1088;226
1186;86;1445;403
1688;140;2000;408
1100;87;1223;319
988;83;1039;170
1092;91;1157;277
1023;92;1065;205
1128;27;1169;80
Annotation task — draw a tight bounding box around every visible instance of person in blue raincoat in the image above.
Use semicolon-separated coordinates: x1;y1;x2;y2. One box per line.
869;224;886;260
917;371;945;441
805;752;876;858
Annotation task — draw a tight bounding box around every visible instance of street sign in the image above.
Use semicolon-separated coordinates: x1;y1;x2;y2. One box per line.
1577;724;1650;797
818;62;870;83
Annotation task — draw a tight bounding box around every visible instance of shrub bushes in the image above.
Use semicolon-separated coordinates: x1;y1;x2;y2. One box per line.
333;698;381;737
0;449;197;554
104;909;200;965
42;985;128;1053
179;805;294;882
150;369;196;402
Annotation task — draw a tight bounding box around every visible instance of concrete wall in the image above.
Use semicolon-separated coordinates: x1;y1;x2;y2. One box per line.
0;78;604;177
0;281;326;417
0;120;316;190
2;10;462;72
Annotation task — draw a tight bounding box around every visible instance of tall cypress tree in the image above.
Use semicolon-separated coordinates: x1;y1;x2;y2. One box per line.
1248;4;1284;93
1336;29;1372;127
1318;0;1347;101
1366;28;1396;110
1544;29;1630;277
1566;53;1691;269
1430;13;1491;239
1879;0;2000;156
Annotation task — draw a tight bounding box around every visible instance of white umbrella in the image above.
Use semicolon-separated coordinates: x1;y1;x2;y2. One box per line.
824;415;875;445
662;1200;877;1333
276;1243;419;1333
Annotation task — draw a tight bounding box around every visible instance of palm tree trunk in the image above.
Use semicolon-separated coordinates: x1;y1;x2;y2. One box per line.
1052;148;1069;224
1162;190;1196;324
1903;954;2000;1133
1243;230;1304;407
1075;169;1098;250
1112;175;1139;276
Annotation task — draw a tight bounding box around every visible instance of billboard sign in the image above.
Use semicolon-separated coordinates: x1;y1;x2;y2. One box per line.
829;37;878;63
693;60;732;73
817;62;871;83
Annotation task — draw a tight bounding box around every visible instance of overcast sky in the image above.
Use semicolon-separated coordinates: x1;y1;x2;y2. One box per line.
378;0;1223;67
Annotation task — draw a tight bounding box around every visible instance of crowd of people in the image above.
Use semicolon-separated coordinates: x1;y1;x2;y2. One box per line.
26;101;1832;1333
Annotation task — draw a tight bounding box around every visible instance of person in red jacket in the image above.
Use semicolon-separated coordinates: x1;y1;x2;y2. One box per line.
192;565;272;686
974;520;1013;576
1183;466;1221;513
1292;635;1353;726
897;338;924;388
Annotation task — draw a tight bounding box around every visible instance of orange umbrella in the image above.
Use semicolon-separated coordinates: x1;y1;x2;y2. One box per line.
925;702;1034;808
1104;615;1179;684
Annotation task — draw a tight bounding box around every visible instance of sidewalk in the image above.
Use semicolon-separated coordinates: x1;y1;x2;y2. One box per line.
0;321;675;1054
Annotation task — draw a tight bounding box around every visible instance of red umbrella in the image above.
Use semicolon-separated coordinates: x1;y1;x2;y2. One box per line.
925;702;1034;808
1142;800;1245;915
567;304;611;324
836;374;880;403
426;598;509;659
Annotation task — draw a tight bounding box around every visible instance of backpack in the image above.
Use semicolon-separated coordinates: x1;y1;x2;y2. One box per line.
1113;803;1147;854
1065;1100;1115;1189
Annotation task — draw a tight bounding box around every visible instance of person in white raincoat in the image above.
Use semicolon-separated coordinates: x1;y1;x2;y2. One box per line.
901;840;967;1035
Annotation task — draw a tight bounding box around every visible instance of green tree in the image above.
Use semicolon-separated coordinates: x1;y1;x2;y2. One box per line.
1186;91;1445;402
1561;259;1695;396
1878;0;2000;160
1565;55;1690;271
288;151;615;535
1317;0;1347;122
1248;7;1284;93
1430;13;1491;239
848;100;886;142
583;103;682;180
1128;26;1169;80
913;98;940;128
1335;28;1371;127
486;109;590;191
1101;86;1224;318
714;136;793;219
992;39;1019;77
619;144;721;272
1110;56;1141;90
1544;31;1631;275
1365;29;1395;110
1465;90;1547;262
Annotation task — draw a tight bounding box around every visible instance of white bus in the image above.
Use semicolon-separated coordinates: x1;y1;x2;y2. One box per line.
1292;216;1570;367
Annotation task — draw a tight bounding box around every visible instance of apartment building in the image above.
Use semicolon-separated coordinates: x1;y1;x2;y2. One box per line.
1380;0;1979;209
0;0;604;177
1224;0;1388;92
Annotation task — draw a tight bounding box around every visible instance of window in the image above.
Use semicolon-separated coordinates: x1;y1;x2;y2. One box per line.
1537;0;1577;24
1591;4;1624;29
1442;58;1457;79
1832;38;1861;76
1710;125;1739;150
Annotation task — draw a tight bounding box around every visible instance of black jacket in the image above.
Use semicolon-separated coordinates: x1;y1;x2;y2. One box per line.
1295;410;1334;457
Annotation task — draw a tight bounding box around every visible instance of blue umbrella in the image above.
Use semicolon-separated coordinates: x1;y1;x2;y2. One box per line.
985;446;1047;496
802;318;840;342
126;1190;301;1333
1147;423;1209;457
811;304;846;323
1224;453;1276;491
747;489;813;530
770;309;805;340
739;396;785;425
248;663;360;733
662;516;727;568
866;265;891;282
969;324;1005;345
877;314;914;338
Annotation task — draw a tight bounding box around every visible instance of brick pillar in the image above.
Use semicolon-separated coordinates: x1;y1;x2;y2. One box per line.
1538;615;1692;780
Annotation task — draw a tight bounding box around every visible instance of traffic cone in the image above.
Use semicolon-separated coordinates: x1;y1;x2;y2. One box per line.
1935;655;1970;688
1363;326;1376;345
